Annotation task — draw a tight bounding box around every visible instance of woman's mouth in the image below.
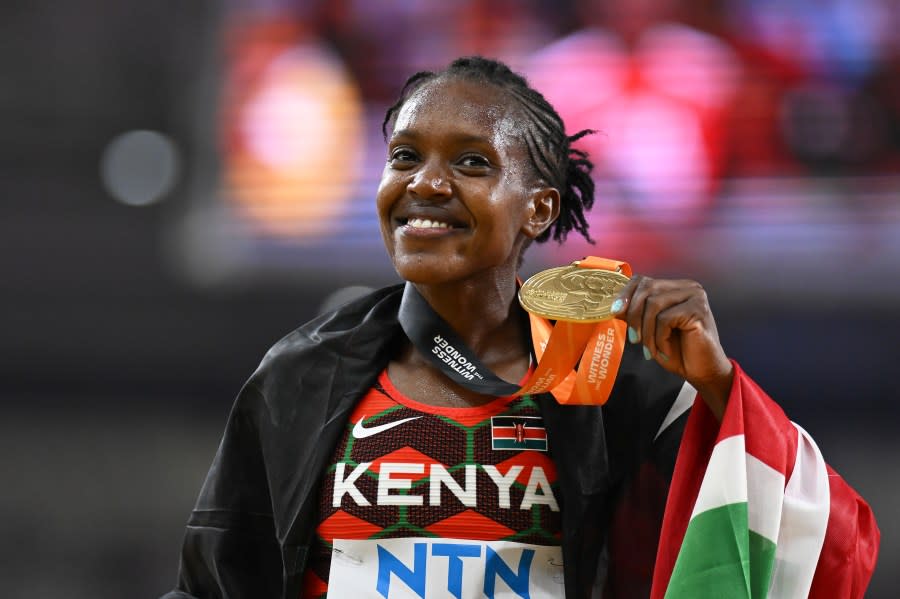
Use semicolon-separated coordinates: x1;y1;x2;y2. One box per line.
405;217;453;230
394;212;467;237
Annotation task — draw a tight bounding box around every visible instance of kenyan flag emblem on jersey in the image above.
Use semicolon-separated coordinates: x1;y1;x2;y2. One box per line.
490;416;548;451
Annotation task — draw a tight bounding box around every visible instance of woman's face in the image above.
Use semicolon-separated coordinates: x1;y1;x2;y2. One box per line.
377;77;558;287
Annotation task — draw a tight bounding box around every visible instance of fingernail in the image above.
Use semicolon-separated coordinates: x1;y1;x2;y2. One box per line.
658;351;670;362
611;298;624;314
642;345;652;360
627;326;640;344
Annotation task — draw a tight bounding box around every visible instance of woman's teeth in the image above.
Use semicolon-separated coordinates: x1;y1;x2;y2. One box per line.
407;218;451;229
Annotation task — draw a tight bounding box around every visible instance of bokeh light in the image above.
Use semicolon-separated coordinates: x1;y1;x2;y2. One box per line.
223;39;364;239
100;130;180;207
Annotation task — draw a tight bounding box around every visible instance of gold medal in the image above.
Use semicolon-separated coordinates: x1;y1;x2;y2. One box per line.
519;261;630;322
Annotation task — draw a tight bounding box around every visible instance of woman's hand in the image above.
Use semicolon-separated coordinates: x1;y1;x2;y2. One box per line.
611;275;734;420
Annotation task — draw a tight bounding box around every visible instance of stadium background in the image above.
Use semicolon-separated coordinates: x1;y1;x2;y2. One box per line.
1;0;897;596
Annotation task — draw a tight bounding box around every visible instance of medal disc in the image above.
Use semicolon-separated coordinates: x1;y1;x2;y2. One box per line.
519;264;630;322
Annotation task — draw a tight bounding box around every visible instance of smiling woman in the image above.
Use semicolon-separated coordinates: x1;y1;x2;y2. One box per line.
377;76;554;293
161;57;878;599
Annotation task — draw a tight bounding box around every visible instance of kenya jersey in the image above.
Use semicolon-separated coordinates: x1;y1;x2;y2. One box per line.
300;370;563;598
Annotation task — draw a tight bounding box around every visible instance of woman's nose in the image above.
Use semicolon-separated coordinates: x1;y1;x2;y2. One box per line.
408;162;452;199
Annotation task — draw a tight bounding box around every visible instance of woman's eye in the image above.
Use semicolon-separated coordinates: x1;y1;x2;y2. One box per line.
458;154;490;168
389;148;417;163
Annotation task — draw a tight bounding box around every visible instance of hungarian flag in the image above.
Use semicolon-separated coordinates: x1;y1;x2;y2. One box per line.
651;363;879;599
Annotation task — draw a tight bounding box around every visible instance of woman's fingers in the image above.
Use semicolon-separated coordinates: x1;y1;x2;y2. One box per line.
613;276;704;357
652;294;713;361
612;274;733;418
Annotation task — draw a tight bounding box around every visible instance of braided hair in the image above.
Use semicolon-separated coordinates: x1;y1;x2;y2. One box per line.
382;56;597;244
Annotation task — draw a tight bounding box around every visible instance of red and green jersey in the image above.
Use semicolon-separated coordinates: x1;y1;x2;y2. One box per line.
301;370;564;598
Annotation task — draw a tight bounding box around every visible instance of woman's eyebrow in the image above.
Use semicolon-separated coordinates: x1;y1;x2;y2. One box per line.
389;128;417;141
451;133;494;146
390;129;494;147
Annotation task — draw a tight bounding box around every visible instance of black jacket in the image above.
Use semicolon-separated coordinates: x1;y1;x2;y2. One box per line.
162;285;687;599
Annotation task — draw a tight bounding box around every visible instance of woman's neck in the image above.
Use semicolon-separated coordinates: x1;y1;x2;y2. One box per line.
411;270;528;362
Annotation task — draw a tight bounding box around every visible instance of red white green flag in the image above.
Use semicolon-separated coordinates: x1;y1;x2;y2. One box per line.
651;363;879;599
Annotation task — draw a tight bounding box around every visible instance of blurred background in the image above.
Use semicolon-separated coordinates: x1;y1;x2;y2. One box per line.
1;0;897;596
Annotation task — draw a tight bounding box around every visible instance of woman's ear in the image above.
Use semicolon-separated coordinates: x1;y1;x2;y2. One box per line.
522;186;561;239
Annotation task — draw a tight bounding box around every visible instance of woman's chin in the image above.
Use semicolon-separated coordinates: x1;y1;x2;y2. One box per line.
393;266;454;286
390;255;463;286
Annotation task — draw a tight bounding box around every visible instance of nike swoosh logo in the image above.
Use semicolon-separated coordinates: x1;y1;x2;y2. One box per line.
352;415;422;439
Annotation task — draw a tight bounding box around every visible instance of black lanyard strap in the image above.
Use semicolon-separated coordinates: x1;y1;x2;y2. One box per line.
397;282;523;395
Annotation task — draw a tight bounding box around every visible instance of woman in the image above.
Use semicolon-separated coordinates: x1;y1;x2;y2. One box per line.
162;57;877;599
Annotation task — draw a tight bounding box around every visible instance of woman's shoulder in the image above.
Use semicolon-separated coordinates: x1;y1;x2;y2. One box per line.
251;283;405;381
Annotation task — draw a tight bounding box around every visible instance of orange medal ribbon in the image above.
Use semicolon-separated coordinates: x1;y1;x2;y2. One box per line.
518;257;630;405
397;257;630;406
